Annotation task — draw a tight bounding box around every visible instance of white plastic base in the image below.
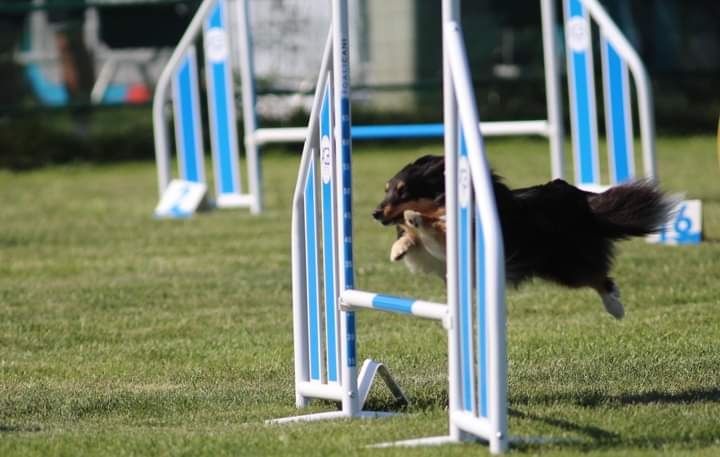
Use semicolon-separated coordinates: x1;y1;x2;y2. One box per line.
370;435;462;448
267;410;396;425
268;359;408;425
215;193;256;208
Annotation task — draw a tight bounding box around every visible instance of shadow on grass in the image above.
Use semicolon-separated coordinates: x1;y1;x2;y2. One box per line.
510;387;720;452
0;424;42;433
512;386;720;408
511;407;619;441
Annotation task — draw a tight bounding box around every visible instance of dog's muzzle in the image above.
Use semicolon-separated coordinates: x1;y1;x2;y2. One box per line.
372;207;392;225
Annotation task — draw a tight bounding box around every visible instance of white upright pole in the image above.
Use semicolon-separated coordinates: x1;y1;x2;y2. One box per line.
332;0;360;417
236;0;263;213
442;0;463;443
446;21;508;453
540;0;565;180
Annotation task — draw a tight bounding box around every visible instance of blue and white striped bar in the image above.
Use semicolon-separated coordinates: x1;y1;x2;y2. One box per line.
203;0;244;207
172;48;205;183
319;76;340;384
564;0;599;187
340;290;448;323
601;36;635;184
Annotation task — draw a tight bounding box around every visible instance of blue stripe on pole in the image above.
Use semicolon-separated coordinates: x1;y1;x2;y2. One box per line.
340;95;356;368
603;39;633;184
351;123;444;140
569;0;583;16
475;207;488;418
371;294;414;314
320;80;338;383
458;129;474;413
341;98;354;289
572;52;596;184
304;160;321;382
206;1;240;196
566;0;598;185
174;53;203;183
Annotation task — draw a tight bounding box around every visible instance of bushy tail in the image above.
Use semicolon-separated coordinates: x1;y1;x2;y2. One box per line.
588;179;677;239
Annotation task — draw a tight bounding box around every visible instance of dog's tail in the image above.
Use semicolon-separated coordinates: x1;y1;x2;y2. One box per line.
588;179;677;239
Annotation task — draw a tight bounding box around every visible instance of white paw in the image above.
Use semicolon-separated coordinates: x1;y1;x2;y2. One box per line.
390;236;415;261
404;210;422;229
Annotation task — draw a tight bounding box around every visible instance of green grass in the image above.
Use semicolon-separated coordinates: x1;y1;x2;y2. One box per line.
1;136;719;456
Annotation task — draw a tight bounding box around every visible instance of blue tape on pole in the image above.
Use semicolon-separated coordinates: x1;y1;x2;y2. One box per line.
603;38;634;184
205;1;241;196
371;294;415;314
304;160;322;382
341;98;354;289
475;207;488;418
173;51;204;183
340;92;357;368
351;123;445;140
458;128;475;413
320;80;338;383
566;0;599;186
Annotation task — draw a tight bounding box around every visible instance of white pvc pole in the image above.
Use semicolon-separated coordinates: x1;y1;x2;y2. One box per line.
446;22;508;454
332;0;360;418
236;0;263;213
540;0;565;180
441;0;462;443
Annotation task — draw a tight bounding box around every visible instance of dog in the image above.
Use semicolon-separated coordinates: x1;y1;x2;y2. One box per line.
372;154;675;319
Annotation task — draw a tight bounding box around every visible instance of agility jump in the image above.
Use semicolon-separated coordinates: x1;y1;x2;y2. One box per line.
269;0;509;453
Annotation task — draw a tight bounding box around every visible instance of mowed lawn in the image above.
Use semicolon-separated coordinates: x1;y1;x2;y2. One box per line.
1;136;719;456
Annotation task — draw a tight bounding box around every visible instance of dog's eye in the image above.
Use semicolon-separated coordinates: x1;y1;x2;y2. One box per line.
384;182;389;192
396;181;405;191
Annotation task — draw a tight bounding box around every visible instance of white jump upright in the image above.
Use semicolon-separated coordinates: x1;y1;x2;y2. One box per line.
153;0;261;217
564;0;656;189
271;0;508;453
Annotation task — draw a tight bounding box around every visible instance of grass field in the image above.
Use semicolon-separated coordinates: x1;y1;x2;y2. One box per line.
1;136;719;456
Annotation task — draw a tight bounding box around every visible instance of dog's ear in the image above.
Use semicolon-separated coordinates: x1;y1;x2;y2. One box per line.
433;193;446;206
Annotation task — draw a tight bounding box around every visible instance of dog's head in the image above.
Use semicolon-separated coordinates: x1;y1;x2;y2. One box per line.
372;155;445;225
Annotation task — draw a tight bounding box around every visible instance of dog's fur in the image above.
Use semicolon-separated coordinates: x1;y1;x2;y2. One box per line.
373;155;675;319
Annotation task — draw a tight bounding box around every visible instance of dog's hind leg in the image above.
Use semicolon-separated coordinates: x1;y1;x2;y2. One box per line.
593;277;624;319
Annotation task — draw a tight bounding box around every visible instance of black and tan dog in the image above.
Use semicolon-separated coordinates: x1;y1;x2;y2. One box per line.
372;154;675;319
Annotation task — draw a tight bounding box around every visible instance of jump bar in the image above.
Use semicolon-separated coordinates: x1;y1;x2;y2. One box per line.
340;289;448;323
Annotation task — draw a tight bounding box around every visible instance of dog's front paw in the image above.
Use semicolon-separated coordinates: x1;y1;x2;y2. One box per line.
390;235;415;261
